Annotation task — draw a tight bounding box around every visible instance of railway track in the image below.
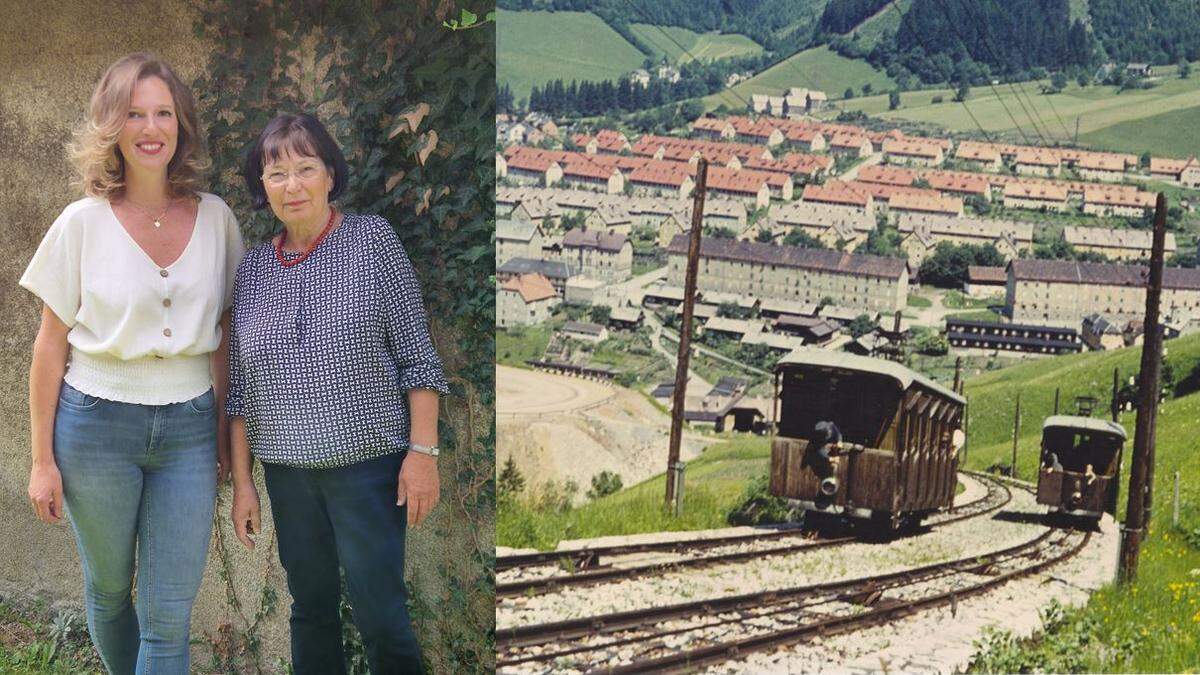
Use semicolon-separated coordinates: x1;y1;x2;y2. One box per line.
497;472;1011;599
498;526;1089;673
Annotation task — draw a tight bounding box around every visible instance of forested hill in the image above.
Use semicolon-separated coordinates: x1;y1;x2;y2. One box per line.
816;0;890;36
496;0;826;52
1089;0;1200;64
892;0;1091;78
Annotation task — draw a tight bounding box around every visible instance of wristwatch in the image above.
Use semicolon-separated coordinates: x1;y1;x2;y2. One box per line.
409;442;440;457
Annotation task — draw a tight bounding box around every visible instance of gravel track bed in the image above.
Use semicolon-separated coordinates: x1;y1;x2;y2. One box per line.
497;476;1042;631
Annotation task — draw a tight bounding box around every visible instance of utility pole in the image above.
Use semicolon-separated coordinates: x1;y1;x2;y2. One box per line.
1111;367;1120;422
953;357;963;394
1011;392;1021;478
666;158;709;509
1119;193;1168;583
1053;387;1060;415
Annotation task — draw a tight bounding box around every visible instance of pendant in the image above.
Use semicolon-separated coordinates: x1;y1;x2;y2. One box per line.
154;220;162;228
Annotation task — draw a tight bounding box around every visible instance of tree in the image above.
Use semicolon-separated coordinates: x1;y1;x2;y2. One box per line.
861;83;873;96
679;100;705;122
848;314;879;338
844;87;855;100
708;226;737;239
783;229;826;249
913;331;949;356
1181;59;1193;79
954;81;971;102
1076;71;1091;87
498;456;526;498
888;89;901;110
755;229;775;243
1049;71;1068;93
918;242;1004;287
589;305;612;324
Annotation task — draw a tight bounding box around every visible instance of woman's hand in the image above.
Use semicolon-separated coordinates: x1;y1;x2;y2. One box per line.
29;460;64;524
231;482;261;550
397;452;439;527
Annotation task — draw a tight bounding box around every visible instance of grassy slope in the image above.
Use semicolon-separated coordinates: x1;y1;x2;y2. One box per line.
840;65;1200;158
962;332;1200;672
846;0;910;50
629;23;762;64
703;45;897;111
1080;104;1200;160
497;9;646;104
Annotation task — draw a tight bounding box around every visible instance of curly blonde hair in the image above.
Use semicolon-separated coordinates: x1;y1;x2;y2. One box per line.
68;53;209;199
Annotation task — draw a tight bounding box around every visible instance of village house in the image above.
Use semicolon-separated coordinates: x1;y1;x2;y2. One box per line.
954;142;1004;172
559;160;624;194
583;205;634;235
495;218;545;266
1006;258;1200;327
1149;156;1200;188
770;200;876;250
628;163;695;199
1062;225;1176;261
897;214;1033;266
562;321;609;342
964;265;1007;299
855;164;916;187
771;315;839;345
657;63;681;83
882;138;945;167
496;257;574;296
886;192;964;223
560;229;634;282
564;276;605;305
1076;153;1127;183
630;68;651;87
828;132;874;158
924;171;992;202
666;236;910;314
504;150;562;187
692;117;737;141
1014;149;1062;177
608;306;644;331
1080;313;1125;351
802;182;874;214
496;273;560;328
784;126;827;152
705;166;791;207
1003;182;1070;212
1082;188;1156;218
743;152;832;183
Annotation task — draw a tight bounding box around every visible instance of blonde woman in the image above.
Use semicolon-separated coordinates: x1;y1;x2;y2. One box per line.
20;53;243;674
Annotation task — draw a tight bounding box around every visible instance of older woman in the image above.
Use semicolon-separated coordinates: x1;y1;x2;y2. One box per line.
21;53;243;674
227;113;448;674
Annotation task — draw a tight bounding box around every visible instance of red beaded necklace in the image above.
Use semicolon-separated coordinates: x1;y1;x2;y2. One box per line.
275;207;337;268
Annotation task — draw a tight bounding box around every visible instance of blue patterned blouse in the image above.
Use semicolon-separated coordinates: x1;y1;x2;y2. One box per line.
227;212;450;468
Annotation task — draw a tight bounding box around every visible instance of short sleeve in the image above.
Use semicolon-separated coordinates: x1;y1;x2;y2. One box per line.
19;206;83;327
220;202;246;311
372;219;451;396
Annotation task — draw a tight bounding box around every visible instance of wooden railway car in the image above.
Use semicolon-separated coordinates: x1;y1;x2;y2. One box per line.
1037;415;1126;520
769;350;966;530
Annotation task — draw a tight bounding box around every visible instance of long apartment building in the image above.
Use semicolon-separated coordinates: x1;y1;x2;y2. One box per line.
1062;226;1177;261
896;213;1033;266
666;235;909;314
1006;259;1200;327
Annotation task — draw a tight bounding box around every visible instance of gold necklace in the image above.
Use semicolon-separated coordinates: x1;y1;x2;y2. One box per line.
124;197;175;228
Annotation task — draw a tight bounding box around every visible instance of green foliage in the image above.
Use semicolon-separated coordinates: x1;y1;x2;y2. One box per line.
918;241;1004;287
718;302;754;320
888;89;901;110
954;81;970;102
783;228;828;249
707;226;738;239
847;313;879;338
726;473;797;526
589;305;612;324
497;456;526;499
191;1;495;671
587;471;624;500
913;330;949;355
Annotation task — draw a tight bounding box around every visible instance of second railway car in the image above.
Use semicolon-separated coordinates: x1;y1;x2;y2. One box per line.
769;350;966;530
1037;415;1126;520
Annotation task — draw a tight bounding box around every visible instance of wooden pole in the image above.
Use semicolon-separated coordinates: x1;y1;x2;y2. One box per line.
953;357;963;394
1011;392;1021;478
1111;367;1120;422
666;158;709;508
1053;387;1060;415
1119;193;1168;583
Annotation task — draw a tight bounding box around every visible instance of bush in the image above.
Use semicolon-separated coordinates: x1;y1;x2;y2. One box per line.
587;471;624;500
913;331;949;356
726;474;798;526
931;95;944;104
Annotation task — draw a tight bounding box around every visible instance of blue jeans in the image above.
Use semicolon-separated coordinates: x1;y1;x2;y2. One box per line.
262;452;423;674
54;382;217;675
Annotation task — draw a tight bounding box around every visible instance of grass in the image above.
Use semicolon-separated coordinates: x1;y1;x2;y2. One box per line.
839;64;1200;158
944;308;1004;323
943;290;1001;310
498;436;772;550
628;24;762;65
1079;104;1200;162
497;9;646;104
496;322;555;368
907;294;933;308
702;46;897;112
961;332;1200;672
0;603;101;674
842;0;910;51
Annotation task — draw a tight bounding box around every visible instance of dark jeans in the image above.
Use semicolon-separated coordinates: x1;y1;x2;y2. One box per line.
263;452;423;675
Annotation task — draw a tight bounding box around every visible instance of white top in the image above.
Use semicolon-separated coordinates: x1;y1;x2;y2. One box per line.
20;193;245;404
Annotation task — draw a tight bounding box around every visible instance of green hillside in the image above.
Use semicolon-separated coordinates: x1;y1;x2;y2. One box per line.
702;45;896;111
1080;104;1200;161
629;23;762;64
844;0;910;50
497;9;646;104
961;333;1200;671
838;64;1200;158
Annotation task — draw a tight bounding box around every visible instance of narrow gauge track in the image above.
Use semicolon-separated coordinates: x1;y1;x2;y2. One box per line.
498;528;1088;673
497;473;1010;599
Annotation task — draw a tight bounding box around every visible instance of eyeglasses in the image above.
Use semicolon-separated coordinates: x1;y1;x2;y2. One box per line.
262;163;325;187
